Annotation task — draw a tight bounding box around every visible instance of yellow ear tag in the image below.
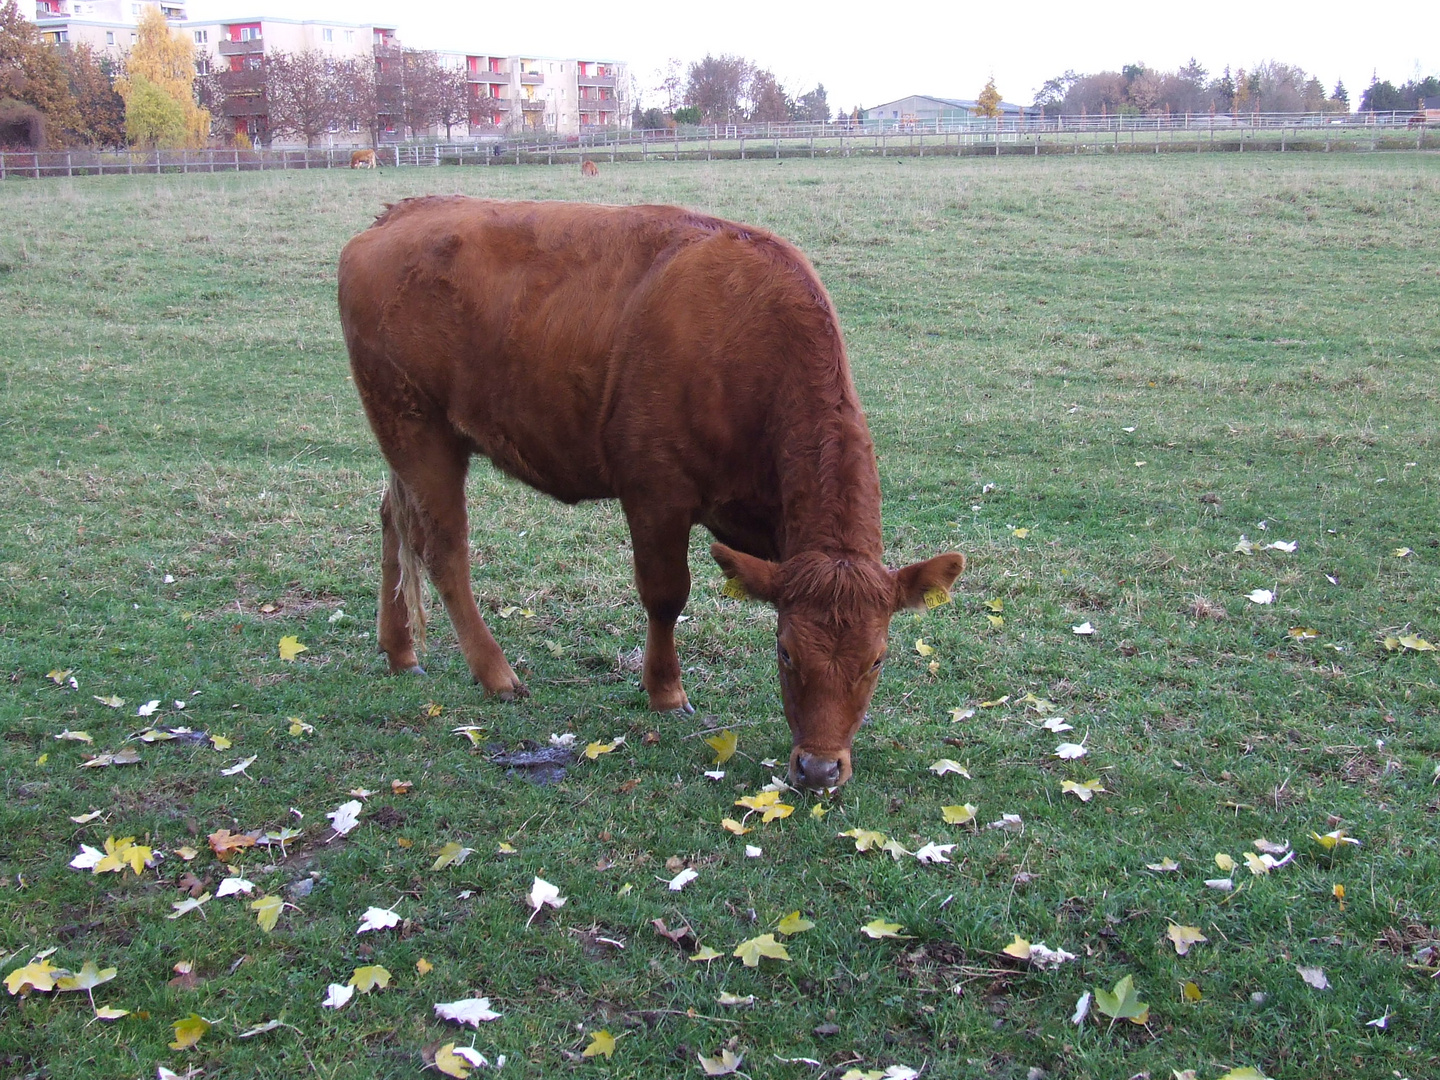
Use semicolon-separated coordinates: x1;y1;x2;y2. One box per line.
722;578;749;601
923;586;952;610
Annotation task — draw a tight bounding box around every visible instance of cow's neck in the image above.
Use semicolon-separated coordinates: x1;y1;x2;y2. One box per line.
775;377;884;563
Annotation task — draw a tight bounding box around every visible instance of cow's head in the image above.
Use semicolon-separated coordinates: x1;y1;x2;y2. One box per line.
711;543;965;790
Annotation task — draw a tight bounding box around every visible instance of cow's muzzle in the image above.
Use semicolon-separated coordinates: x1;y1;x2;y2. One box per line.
791;748;852;790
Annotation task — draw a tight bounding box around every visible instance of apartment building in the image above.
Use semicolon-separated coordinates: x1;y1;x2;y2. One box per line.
28;3;629;145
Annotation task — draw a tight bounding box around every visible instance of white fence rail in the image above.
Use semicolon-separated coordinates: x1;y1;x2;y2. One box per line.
2;112;1435;178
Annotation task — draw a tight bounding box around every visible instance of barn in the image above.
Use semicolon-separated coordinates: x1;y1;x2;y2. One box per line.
864;94;1039;125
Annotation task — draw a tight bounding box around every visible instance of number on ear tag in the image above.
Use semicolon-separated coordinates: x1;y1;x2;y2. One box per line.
923;586;952;610
722;578;749;601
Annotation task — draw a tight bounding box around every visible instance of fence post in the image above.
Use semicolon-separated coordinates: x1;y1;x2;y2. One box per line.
0;152;5;180
67;151;73;177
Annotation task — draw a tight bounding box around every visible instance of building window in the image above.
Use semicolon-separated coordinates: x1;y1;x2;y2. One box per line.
344;29;353;43
195;58;209;75
322;27;333;42
239;26;257;41
193;29;207;43
106;30;115;44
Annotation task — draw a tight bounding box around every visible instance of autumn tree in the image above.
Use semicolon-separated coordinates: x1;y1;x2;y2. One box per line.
433;64;469;139
334;57;380;146
265;50;335;147
975;77;1002;118
0;0;79;143
748;68;791;123
115;5;208;147
685;54;751;124
63;42;125;146
400;49;444;138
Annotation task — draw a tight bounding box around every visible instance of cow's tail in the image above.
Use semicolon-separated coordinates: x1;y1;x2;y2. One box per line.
387;472;429;653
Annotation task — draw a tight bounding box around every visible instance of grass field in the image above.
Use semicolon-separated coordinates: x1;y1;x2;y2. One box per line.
1;153;1438;1080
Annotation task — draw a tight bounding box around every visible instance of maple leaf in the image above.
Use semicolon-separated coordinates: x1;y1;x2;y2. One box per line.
326;800;363;838
1093;974;1149;1026
137;699;161;717
880;838;911;860
93;694;124;708
809;803;828;819
1146;857;1181;872
914;638;935;657
984;597;1004;613
1002;934;1032;960
527;876;566;925
288;718;314;736
321;983;354;1010
1253;838;1291;856
698;1048;744;1076
1296;965;1329;990
209;829;257;861
278;635;307;661
434;997;502;1026
1061;778;1105;802
1398;634;1436;652
48;668;75;684
838;827;889;851
1245;589;1274;605
860;918;911;940
69;844;104;870
251;894;284;933
1214;852;1237;872
348;964;391;993
169;1013;212;1051
5;958;65;996
415;958;434;977
776;911;815;935
915;842;955;864
1215;1069;1272;1080
94;836;151;876
220;755;258;777
929;759;971;777
215;875;254;897
689;946;723;962
432;841;476;870
94;1005;129;1020
238;1019;285;1038
1041;716;1073;732
760;801;794;824
733;933;791;966
735;790;781;812
434;1043;474;1078
54;960;117;995
209;734;232;750
720;817;751;835
986;614;1005;629
704;729;737;765
357;906;401;934
1166;924;1207;956
941;804;977;825
1182;981;1203;1002
988;813;1024;832
581;1029;617;1059
79;747;141;767
1054;742;1087;760
584;738;623;760
167;893;212;920
55;729;93;744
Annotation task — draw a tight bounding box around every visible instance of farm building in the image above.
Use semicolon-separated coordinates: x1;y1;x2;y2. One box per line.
864;94;1040;125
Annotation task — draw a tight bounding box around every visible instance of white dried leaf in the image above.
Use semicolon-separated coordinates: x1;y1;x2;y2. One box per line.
137;700;161;717
321;983;354;1010
1204;877;1235;891
434;997;502;1026
987;813;1023;832
665;868;699;892
215;875;254;897
1297;965;1329;990
1054;742;1087;760
220;755;258;777
1071;990;1092;1026
326;800;362;837
744;845;762;858
69;844;105;870
1071;622;1095;636
357;906;400;934
914;842;955;864
1245;589;1275;605
1041;716;1073;732
548;733;576;747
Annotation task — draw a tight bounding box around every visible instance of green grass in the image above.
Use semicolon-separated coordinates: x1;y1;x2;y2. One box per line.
1;153;1438;1080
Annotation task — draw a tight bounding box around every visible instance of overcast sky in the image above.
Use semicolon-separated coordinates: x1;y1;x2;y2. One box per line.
190;0;1438;110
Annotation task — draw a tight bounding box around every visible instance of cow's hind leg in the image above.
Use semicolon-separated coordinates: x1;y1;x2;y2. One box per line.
381;439;525;699
623;501;695;714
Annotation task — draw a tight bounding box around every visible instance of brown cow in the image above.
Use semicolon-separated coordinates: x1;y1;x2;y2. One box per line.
349;149;378;169
580;159;599;177
337;197;964;789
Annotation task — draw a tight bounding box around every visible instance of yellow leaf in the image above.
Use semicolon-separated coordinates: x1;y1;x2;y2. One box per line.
94;1005;129;1020
497;841;518;853
760;802;794;824
584;740;618;760
1287;627;1319;640
1166;924;1208;956
941;804;978;825
277;635;307;662
54;729;93;743
923;586;952;609
735;790;780;812
1393;547;1413;558
984;597;1004;612
251;895;283;933
93;694;124;708
347;965;392;993
840;1071;886;1080
581;1029;617;1059
860;918;911;940
431;841;475;870
776;911;815;936
1398;634;1436;652
914;638;934;657
1182;981;1202;1002
424;701;444;717
979;695;1010;708
837;828;888;851
288;718;315;736
48;668;74;684
208;734;232;750
1311;829;1360;850
416;957;434;976
1002;934;1032;960
169;1013;211;1051
732;934;791;967
1332;883;1346;911
720;817;751;835
5;959;64;996
704;730;737;765
391;779;413;794
689;946;722;962
1214;853;1236;872
1216;1070;1272;1080
698;1048;744;1076
809;803;828;819
1061;779;1105;803
434;1042;473;1078
36;753;47;766
1012;527;1030;538
986;614;1005;629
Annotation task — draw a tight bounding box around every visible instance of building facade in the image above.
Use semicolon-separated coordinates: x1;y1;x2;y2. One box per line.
28;2;629;145
865;94;1040;124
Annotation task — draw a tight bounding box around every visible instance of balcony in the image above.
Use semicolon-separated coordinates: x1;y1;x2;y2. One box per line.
520;99;546;112
218;38;263;55
217;69;264;93
579;97;617;111
518;71;543;85
577;73;615;88
221;96;268;116
467;71;507;84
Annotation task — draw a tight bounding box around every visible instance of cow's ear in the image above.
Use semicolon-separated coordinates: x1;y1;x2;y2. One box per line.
711;543;780;604
892;553;966;612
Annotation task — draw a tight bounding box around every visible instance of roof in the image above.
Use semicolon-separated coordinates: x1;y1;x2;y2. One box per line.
866;94;1037;115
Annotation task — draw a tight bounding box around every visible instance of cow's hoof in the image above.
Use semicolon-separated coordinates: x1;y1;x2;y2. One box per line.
404;664;426;676
674;701;696;715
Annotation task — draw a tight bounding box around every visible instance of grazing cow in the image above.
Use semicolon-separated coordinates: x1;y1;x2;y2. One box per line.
337;197;964;789
350;149;378;169
581;159;600;177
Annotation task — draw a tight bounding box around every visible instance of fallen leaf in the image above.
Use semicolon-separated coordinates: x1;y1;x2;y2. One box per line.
716;990;754;1006
5;958;65;996
435;997;502;1026
1216;1069;1272;1080
1054;742;1087;760
1393;547;1413;558
1311;829;1361;850
348;965;392;993
55;730;93;744
914;638;934;657
1214;852;1237;872
434;1043;474;1078
698;1048;743;1076
988;813;1024;832
48;668;75;684
704;730;737;765
321;983;354;1010
1267;540;1297;553
1093;973;1149;1025
1071;991;1092;1026
1146;857;1181;873
838;827;889;851
860;918;911;940
251;895;284;933
745;844;762;857
1204;877;1235;891
1071;622;1095;636
432;841;476;870
79;747;140;768
776;911;814;936
238;1019;284;1038
278;635;307;661
1166;924;1208;956
1182;981;1202;1002
914;842;955;864
584;738;622;760
54;960;117;994
733;934;791;966
527;877;566;923
69;809;103;824
415;958;433;976
219;755;257;777
581;1029;617;1060
1287;627;1319;640
167;893;212;920
209;829;257;861
93;1005;129;1020
326;800;362;838
1061;778;1105;802
1296;965;1329;990
1245;589;1274;605
940;804;977;825
928;759;971;778
665;868;699;892
169;1013;211;1050
93;695;124;708
357;906;400;934
720;817;751;835
809;803;827;819
1002;935;1032;960
1398;634;1436;652
689;946;722;962
1041;716;1073;732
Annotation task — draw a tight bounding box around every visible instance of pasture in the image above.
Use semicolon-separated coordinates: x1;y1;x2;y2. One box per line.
1;153;1438;1080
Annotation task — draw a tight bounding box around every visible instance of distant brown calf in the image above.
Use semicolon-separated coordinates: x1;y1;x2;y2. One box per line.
350;149;378;169
337;197;965;790
580;159;599;177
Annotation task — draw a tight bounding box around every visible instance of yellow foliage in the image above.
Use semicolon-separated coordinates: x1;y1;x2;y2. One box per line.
113;8;209;148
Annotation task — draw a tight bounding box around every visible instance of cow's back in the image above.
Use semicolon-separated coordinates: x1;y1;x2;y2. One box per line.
338;197;852;527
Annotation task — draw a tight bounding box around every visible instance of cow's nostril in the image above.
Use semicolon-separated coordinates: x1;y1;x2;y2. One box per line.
797;753;840;789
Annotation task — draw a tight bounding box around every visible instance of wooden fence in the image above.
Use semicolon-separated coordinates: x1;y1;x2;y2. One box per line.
2;112;1435;179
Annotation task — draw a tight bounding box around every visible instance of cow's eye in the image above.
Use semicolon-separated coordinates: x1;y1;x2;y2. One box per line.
870;654;885;672
778;645;793;668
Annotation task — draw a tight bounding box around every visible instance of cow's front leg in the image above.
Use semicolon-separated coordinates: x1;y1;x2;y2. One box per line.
623;502;694;714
